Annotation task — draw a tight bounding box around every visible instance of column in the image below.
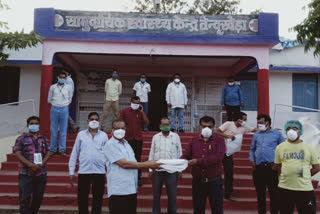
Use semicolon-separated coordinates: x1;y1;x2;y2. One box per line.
39;65;53;133
257;69;270;115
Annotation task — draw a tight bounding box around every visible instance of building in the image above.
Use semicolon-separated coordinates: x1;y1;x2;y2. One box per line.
3;8;318;136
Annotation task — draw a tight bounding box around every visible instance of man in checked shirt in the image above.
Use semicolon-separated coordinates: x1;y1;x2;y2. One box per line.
148;117;183;214
13;116;52;214
181;116;226;214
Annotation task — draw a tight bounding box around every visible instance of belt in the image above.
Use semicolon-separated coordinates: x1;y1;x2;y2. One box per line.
257;162;273;167
195;176;221;183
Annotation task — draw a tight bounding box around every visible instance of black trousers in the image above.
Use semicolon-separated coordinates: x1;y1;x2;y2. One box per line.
128;140;143;180
253;164;279;214
223;154;234;198
19;174;47;214
192;177;223;214
109;193;137;214
78;174;105;214
279;187;316;214
225;105;240;121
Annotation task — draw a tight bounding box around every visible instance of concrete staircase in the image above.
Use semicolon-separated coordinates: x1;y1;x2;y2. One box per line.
0;132;319;213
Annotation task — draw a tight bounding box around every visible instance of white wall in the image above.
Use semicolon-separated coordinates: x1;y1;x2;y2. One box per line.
5;44;42;61
244;71;320;134
0;64;42;137
270;46;320;67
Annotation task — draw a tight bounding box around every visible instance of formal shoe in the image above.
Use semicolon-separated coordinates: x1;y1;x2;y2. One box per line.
138;179;143;186
51;151;59;155
170;128;175;132
224;195;236;201
60;152;67;156
178;129;184;133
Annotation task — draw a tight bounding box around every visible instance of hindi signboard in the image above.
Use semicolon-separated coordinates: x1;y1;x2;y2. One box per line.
54;10;258;36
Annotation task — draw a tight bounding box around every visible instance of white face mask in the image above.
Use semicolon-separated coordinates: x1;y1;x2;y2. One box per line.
241;121;246;127
88;120;100;129
174;78;180;83
287;129;298;141
201;127;212;138
258;124;267;131
131;103;140;110
228;82;235;86
113;129;126;139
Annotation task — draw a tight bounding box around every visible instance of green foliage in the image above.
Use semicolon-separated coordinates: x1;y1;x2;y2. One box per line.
133;0;241;15
0;31;43;64
294;0;320;56
188;0;241;15
134;0;188;14
0;0;42;64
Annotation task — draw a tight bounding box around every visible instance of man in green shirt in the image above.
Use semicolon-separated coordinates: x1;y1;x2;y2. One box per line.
274;120;320;214
101;70;122;130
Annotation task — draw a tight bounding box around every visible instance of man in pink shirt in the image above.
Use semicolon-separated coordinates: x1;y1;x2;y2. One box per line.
215;112;257;200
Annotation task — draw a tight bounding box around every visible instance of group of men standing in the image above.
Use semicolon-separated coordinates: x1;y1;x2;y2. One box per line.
12;70;320;214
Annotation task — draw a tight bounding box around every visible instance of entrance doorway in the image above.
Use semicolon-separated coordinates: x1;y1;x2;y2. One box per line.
148;77;168;131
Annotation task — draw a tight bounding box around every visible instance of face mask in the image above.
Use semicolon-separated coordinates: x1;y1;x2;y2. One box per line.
88;120;99;129
29;124;39;133
241;121;246;127
287;129;299;141
160;126;171;132
113;129;126;139
58;78;65;84
228;82;235;86
201;127;212;138
258;124;267;131
174;78;180;83
140;78;146;83
131;103;140;110
112;74;118;79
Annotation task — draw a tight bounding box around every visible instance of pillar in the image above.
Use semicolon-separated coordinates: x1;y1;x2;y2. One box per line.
257;69;270;115
39;65;53;133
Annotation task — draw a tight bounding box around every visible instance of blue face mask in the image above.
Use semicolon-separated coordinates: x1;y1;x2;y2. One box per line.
29;124;39;133
112;74;118;79
140;78;146;83
58;78;65;84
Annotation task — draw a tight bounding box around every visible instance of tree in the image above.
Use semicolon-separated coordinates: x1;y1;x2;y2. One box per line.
188;0;241;15
294;0;320;56
0;0;42;64
133;0;189;14
133;0;241;15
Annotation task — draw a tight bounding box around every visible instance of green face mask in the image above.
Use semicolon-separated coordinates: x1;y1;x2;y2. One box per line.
160;126;171;132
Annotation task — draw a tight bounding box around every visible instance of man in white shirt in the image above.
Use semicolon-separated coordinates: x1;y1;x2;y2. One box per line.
47;71;73;156
215;112;257;200
133;73;151;131
148;117;182;214
69;112;108;214
101;70;122;130
166;73;188;133
64;70;79;133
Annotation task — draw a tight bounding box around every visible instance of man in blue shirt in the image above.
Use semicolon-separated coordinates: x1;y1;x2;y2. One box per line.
221;76;244;121
249;114;285;214
68;112;109;214
65;69;79;133
104;119;161;214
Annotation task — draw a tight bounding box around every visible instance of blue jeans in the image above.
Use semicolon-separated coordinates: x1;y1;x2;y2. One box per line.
19;174;47;214
170;108;184;130
50;106;68;152
192;177;223;214
152;171;177;214
141;102;148;130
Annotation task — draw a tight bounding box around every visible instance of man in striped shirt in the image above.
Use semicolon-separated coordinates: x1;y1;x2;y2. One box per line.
148;117;183;214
